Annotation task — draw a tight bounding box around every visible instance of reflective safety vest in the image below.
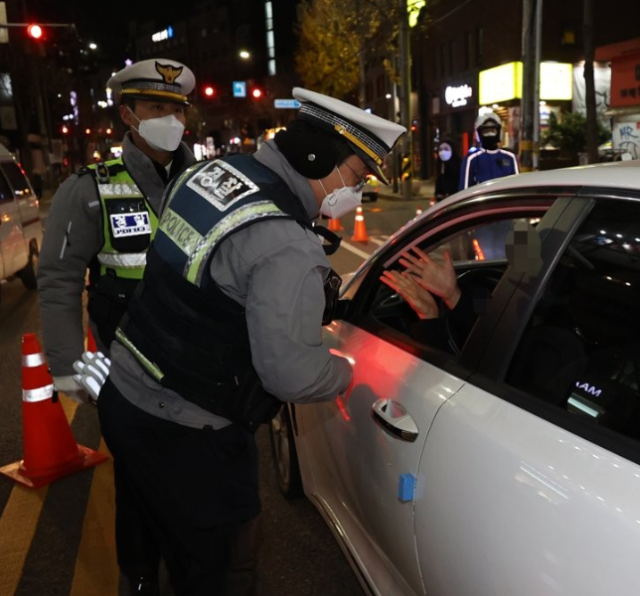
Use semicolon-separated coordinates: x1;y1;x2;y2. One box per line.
83;158;159;348
118;155;314;428
89;159;158;280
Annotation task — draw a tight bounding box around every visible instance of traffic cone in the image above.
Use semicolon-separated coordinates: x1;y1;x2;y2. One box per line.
0;333;108;489
415;206;423;218
327;216;343;232
351;206;369;242
86;326;97;352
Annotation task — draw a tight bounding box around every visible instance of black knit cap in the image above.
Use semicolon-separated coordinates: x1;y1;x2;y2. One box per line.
275;87;406;184
274;119;351;179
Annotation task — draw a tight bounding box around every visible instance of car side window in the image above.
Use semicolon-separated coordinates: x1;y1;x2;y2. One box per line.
1;162;33;199
0;169;13;202
369;215;536;356
505;201;640;442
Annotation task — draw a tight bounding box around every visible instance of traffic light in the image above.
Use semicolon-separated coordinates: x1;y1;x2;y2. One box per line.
251;88;263;100
203;85;216;98
26;24;44;40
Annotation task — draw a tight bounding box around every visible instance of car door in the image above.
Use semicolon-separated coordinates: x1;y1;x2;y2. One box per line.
294;193;562;596
0;167;24;277
414;195;640;595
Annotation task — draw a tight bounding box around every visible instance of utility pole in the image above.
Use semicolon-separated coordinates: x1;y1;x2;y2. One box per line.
399;0;412;199
584;0;598;163
520;0;542;172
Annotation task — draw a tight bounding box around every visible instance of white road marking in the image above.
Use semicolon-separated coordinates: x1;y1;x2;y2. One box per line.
368;236;389;246
339;240;371;260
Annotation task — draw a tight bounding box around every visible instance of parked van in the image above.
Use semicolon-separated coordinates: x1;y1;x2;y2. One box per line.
0;144;43;305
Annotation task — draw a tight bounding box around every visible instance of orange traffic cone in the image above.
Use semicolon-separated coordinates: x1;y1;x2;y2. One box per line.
415;206;423;218
86;325;97;352
0;333;108;489
351;206;369;242
328;217;343;232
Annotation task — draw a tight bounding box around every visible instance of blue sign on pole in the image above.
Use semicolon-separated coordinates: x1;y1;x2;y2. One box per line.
274;99;301;109
233;81;247;98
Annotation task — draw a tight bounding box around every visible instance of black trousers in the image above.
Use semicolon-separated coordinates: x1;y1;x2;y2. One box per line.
98;378;261;596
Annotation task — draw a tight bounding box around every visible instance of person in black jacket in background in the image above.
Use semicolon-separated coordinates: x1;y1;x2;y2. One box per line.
434;140;461;201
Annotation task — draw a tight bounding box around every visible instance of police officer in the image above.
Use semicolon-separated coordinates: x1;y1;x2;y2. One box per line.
459;111;519;190
37;58;197;594
38;58;197;401
95;88;406;595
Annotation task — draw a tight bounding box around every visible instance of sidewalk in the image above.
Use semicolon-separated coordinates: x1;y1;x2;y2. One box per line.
378;178;436;201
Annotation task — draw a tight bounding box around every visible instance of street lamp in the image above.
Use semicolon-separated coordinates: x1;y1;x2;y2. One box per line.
239;50;251;60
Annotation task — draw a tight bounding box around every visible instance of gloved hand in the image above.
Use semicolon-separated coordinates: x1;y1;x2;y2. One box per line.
53;374;93;406
72;351;111;405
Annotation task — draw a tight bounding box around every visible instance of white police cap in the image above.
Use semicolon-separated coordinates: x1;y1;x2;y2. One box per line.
107;59;196;106
292;87;406;184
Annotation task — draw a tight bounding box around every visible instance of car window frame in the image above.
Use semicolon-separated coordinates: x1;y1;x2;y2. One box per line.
470;191;640;465
0;161;34;200
340;190;569;379
0;163;16;203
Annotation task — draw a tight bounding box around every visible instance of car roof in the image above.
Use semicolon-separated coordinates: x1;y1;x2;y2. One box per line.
442;161;640;207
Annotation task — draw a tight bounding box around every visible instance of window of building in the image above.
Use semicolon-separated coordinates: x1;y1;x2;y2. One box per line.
465;32;473;70
476;27;484;69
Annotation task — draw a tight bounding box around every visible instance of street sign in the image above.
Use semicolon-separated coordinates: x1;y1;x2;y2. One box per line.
233;81;247;98
274;99;301;109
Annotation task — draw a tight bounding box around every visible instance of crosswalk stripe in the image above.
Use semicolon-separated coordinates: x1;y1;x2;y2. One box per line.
0;485;49;596
0;395;78;596
339;240;371;260
70;438;118;596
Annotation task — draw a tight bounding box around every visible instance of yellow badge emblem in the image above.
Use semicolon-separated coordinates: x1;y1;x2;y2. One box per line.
155;62;183;85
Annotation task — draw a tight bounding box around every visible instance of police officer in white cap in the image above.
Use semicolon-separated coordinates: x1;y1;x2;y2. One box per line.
93;87;405;595
37;58;197;594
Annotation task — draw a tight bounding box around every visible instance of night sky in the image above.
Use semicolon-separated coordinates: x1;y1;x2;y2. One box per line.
19;0;182;64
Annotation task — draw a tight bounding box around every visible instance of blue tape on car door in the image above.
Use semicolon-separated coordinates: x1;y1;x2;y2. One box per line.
398;473;415;502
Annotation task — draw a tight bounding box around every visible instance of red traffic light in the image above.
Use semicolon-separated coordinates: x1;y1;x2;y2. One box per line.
203;85;216;98
27;24;44;40
251;88;263;99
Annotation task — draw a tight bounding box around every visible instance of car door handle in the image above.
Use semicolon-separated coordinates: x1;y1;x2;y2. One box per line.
371;399;419;442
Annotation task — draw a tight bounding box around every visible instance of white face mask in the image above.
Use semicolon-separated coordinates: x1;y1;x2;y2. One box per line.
319;166;363;219
439;149;452;162
128;108;185;152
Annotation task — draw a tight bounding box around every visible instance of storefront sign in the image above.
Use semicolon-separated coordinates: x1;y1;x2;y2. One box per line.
445;84;473;108
479;61;572;105
479;62;522;105
609;53;640;108
540;63;573;100
152;26;174;43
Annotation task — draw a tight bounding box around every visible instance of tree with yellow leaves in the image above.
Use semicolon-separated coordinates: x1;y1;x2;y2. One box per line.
296;0;428;103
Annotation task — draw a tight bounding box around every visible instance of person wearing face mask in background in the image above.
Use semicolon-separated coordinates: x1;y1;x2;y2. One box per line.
90;87;405;595
459;111;519;191
434;139;461;201
37;58;196;594
458;112;519;259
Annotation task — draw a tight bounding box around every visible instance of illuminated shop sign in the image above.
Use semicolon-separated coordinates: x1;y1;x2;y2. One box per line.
445;84;473;108
479;61;572;105
152;26;174;43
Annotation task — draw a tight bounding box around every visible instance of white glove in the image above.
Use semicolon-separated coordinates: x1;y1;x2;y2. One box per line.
53;374;93;406
72;351;111;404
